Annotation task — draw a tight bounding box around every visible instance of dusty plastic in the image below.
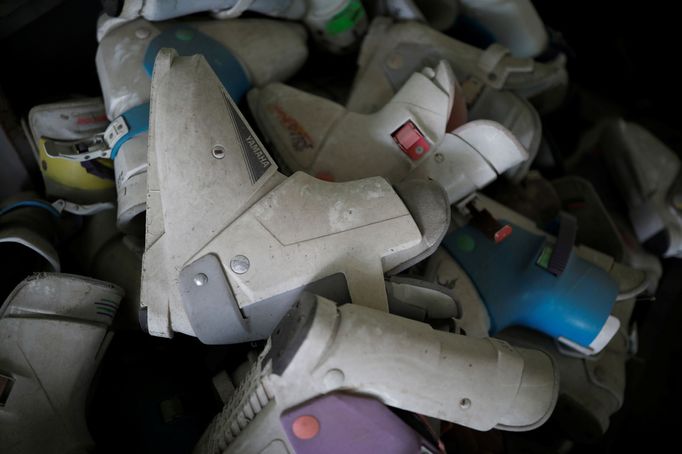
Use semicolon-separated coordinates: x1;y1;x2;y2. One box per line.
141;50;447;342
194;294;559;453
0;273;123;453
248;60;528;204
347;18;567;115
94;18;308;232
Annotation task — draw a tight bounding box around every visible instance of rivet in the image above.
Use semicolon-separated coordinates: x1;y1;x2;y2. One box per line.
193;273;208;287
212;145;226;159
459;398;471;409
230;255;250;274
434;153;444;163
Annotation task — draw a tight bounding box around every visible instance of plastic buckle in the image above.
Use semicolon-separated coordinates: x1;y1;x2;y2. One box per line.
392;120;430;161
42;115;129;162
466;201;512;243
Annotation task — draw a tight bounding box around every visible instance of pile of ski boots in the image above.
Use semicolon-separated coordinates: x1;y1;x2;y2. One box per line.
0;1;670;453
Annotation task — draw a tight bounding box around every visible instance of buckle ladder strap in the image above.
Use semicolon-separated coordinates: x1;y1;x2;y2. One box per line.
51;199;115;216
547;212;577;276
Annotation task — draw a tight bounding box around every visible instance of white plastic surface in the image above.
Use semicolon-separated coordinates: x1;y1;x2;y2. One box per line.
194;295;559;452
424;248;492;337
141;51;428;339
249;61;527;204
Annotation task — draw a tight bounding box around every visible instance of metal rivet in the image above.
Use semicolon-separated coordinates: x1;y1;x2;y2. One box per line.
193;273;208;287
230;255;250;274
459;398;471;409
135;28;150;39
434;153;444;163
212;145;226;159
386;52;404;70
415;146;424;155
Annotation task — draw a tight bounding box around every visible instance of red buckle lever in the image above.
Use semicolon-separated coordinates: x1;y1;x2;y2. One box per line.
391;120;430;161
466;201;512;244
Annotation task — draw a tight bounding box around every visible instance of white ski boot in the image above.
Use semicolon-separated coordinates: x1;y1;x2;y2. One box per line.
248;60;528;204
141;50;449;343
593;119;682;258
194;294;559;453
347;17;567;114
425;193;647;356
0;273;123;453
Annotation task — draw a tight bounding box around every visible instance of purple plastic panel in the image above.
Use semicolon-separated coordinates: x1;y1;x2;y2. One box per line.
280;393;438;454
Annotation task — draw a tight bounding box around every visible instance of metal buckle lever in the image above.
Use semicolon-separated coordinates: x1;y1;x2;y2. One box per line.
42;116;129;162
